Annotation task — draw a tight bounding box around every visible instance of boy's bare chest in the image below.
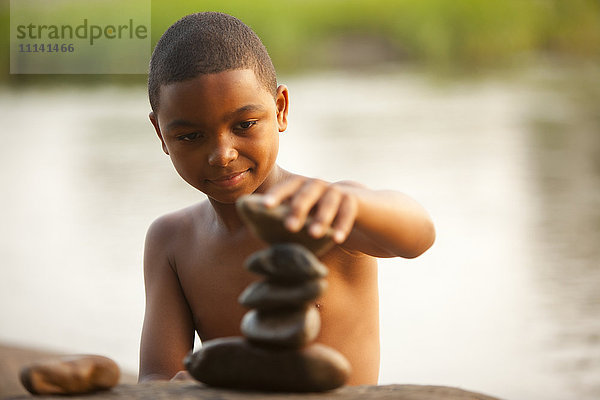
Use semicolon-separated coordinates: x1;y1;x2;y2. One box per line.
174;232;266;339
168;222;376;342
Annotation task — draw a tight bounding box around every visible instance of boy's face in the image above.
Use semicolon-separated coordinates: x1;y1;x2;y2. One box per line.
150;69;288;204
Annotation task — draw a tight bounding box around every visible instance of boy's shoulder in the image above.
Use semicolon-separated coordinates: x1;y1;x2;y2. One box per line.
145;200;210;245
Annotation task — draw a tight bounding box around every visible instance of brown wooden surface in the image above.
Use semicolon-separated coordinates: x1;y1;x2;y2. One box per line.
4;381;502;400
1;343;501;400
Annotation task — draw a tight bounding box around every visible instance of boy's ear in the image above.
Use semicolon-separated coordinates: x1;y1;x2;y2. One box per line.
275;84;289;132
149;111;169;155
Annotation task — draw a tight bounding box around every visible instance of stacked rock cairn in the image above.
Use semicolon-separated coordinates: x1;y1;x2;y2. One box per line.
185;194;351;392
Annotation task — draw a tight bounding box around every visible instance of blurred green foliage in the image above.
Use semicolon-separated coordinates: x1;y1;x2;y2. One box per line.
1;0;599;83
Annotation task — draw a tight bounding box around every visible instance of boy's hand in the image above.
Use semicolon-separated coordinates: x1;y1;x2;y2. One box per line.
263;176;358;244
170;370;193;381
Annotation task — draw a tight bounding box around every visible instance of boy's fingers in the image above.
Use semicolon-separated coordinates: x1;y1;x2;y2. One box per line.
331;194;358;243
286;179;328;232
263;177;356;240
308;187;343;238
262;176;306;207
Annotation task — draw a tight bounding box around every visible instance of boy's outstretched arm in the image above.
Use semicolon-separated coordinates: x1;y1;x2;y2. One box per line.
263;176;435;258
139;216;195;382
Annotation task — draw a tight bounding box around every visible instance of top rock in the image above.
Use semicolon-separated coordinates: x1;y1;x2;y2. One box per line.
245;243;328;282
236;194;335;256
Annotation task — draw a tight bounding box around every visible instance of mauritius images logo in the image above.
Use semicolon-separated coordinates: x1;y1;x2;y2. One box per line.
10;0;151;74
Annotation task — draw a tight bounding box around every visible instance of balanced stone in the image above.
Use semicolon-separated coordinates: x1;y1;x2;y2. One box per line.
185;336;351;392
239;279;328;310
246;243;328;283
20;355;120;395
241;306;321;348
236;194;336;256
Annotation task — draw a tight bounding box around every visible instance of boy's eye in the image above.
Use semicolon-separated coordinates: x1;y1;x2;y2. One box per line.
176;132;203;141
237;120;257;130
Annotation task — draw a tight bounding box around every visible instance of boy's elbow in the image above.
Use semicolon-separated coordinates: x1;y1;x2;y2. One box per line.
401;218;436;259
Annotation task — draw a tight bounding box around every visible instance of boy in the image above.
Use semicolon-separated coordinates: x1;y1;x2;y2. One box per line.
139;12;435;386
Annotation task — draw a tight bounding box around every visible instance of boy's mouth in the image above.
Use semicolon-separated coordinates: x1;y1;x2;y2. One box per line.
208;169;250;187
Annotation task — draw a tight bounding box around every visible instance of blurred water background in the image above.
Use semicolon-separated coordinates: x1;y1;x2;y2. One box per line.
1;1;599;399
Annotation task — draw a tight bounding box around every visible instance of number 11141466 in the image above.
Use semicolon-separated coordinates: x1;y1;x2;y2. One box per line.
18;43;74;52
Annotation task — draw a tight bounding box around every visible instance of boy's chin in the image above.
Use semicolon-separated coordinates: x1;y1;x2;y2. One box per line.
206;191;251;206
188;182;252;205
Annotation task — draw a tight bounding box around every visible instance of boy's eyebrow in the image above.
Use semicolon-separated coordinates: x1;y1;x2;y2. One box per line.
164;119;197;131
164;104;268;131
223;104;267;120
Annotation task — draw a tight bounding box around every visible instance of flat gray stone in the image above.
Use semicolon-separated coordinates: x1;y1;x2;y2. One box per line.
241;307;321;348
239;279;328;310
245;244;328;283
184;337;351;392
236;194;336;256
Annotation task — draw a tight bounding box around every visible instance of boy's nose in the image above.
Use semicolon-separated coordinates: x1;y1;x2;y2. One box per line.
208;137;238;167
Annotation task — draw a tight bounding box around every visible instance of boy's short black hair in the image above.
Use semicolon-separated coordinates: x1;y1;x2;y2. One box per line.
148;12;277;112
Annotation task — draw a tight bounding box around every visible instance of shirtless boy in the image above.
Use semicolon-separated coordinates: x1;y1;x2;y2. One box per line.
139;12;435;385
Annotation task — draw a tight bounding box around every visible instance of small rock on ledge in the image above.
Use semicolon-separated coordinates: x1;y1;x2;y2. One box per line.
19;354;120;395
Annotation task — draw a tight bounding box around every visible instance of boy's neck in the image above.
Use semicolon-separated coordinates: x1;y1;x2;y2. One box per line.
208;164;289;232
